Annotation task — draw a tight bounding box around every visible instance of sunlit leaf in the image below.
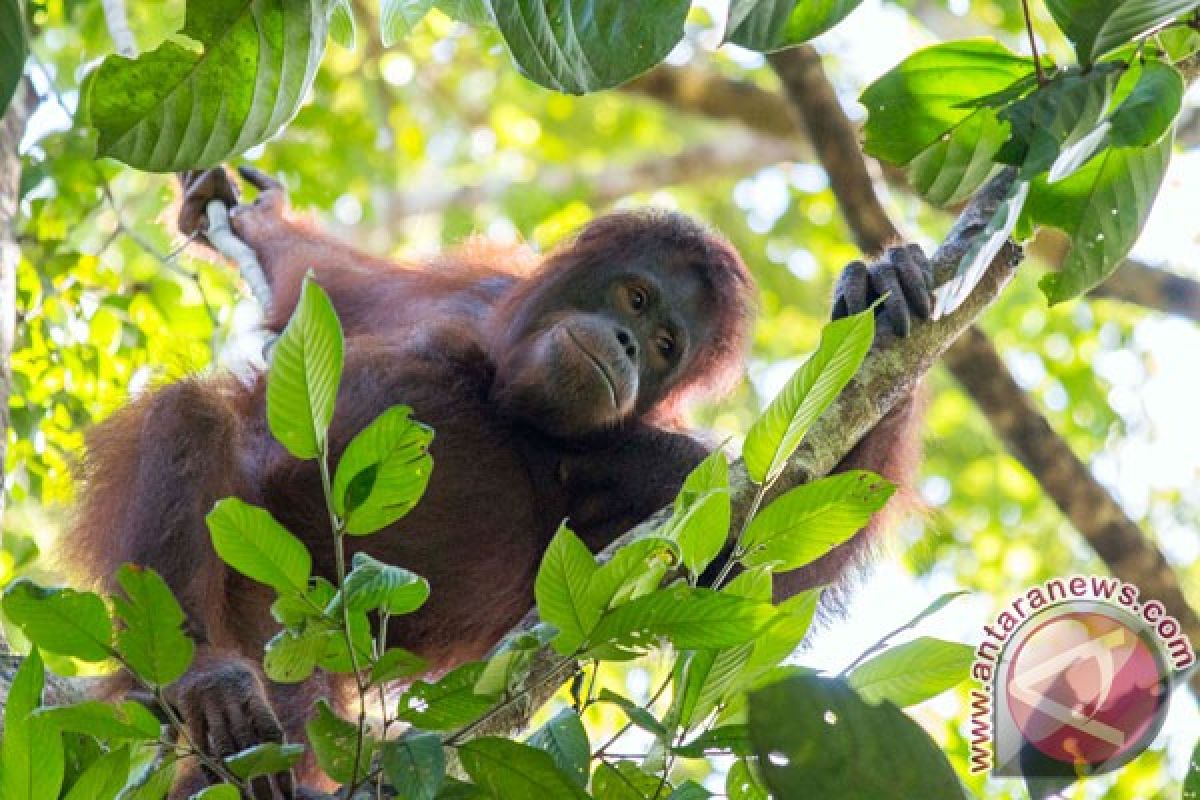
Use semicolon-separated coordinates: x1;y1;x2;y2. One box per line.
847;637;974;707
80;0;332;171
224;742;305;780
742;471;894;571
726;0;865;51
112;564;195;686
332;404;433;534
337;552;430;614
526;708;590;787
742;309;875;486
2;649;65;800
206;498;312;594
61;745;130;800
396;662;498;731
493;0;690;94
34;700;161;741
861;40;1034;166
3;581;113;662
382;0;436;46
535;524;599;654
306;699;374;785
268;276;344;459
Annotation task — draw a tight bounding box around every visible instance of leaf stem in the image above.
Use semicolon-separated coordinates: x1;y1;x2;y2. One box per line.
1020;0;1047;85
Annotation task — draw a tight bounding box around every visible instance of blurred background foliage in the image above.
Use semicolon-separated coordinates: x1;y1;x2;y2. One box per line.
4;0;1198;796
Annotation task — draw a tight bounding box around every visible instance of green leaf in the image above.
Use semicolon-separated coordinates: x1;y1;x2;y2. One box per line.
382;732;445;800
459;737;590;799
267;276;344;459
908;107;1009;207
0;0;27;117
492;1;690;94
741;471;895;572
329;0;357;49
587;585;776;658
80;0;332;171
224;742;306;780
998;69;1120;177
1027;132;1172;303
2;649;65;800
745;589;822;674
61;745;130;800
315;609;375;672
35;700;161;741
582;537;677;616
535;524;599;654
846;637;974;707
396;662;498;730
338;552;430;614
665;450;731;575
861;40;1034;167
1108;61;1183;147
382;0;436;46
435;0;494;26
263;627;326;683
1045;0;1200;65
206;498;312;594
3;581;113;662
112;564;195;686
742;309;875;486
726;0;865;51
526;708;590;787
670;646;753;728
748;674;962;798
369;646;427;685
306;699;374;785
332;404;434;534
597;688;669;737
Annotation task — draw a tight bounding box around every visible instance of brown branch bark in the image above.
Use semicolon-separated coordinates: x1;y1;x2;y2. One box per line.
766;45;1200;675
1089;260;1200;321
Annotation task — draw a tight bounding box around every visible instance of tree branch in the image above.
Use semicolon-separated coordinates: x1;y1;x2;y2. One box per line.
766;45;1200;674
1089;259;1200;321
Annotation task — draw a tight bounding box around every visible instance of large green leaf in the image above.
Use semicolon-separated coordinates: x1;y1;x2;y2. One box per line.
224;742;306;780
581;537;677;616
1025;132;1172;304
263;627;326;683
332;404;433;534
268;276;344;459
534;524;600;654
3;581;113;662
1044;0;1200;65
846;637;974;707
112;564;195;686
0;0;27;117
742;308;875;486
35;700;161;741
2;649;65;800
861;40;1034;166
80;0;332;171
492;0;690;94
206;497;312;594
382;732;445;800
908;108;1009;207
1107;60;1183;147
741;470;894;571
459;737;590;799
587;585;776;658
748;674;963;798
726;0;865;52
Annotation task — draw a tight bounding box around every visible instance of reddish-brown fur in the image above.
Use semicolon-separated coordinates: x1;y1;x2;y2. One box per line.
65;171;919;796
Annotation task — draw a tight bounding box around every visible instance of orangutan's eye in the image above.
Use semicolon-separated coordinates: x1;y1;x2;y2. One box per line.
628;286;647;312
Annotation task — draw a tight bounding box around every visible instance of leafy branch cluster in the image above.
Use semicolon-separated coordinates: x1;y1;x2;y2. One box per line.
1;280;976;798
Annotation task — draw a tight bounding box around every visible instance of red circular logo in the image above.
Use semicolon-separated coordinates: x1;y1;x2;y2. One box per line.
1004;609;1168;770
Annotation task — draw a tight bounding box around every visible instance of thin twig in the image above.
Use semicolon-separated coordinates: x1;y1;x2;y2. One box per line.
1020;0;1047;84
